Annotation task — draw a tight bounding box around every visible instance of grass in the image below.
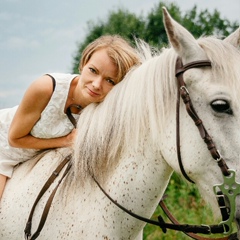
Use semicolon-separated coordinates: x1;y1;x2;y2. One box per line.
143;172;234;239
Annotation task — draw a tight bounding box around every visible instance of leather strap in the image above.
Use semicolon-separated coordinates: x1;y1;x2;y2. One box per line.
24;155;72;240
176;83;194;183
159;199;235;240
175;58;230;182
24;101;80;239
66;104;82;128
93;176;235;238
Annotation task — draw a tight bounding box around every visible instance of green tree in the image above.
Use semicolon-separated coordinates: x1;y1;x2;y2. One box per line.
72;9;145;73
182;5;238;37
144;2;182;47
72;1;238;73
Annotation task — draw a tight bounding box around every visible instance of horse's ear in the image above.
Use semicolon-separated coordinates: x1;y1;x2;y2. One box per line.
162;7;207;63
224;28;240;48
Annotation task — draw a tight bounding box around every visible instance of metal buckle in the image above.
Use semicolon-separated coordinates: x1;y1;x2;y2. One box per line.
180;86;189;95
221;223;230;234
215;150;223;162
201;224;211;234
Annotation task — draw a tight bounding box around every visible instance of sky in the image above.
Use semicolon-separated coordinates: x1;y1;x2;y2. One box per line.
0;0;239;108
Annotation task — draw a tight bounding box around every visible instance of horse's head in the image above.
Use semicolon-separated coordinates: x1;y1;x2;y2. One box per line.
162;7;240;237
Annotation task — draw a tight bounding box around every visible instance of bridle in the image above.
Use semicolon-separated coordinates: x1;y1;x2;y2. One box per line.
175;57;229;182
24;57;240;240
175;57;240;238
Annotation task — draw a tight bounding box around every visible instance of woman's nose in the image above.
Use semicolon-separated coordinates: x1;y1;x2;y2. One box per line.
92;76;103;89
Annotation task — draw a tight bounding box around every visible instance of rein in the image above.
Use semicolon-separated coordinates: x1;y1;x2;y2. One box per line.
24;105;78;239
93;177;234;240
24;155;72;240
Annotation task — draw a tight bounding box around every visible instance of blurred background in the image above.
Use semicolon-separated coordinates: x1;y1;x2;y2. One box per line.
0;0;239;108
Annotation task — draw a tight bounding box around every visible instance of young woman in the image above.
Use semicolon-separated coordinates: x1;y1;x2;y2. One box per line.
0;35;141;198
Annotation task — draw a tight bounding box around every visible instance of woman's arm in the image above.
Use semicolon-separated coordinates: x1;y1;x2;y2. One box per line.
8;75;76;149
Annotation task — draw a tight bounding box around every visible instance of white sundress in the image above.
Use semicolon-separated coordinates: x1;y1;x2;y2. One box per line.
0;73;79;178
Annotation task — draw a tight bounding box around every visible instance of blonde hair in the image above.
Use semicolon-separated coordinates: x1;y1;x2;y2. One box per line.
79;35;141;83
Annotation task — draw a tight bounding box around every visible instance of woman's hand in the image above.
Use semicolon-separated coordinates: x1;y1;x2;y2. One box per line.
64;129;77;147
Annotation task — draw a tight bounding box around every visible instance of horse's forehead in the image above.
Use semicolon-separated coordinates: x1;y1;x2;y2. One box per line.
183;63;239;87
180;67;240;112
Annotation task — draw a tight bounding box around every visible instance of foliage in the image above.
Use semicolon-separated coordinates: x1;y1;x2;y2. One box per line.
144;2;182;47
72;9;145;73
71;1;239;73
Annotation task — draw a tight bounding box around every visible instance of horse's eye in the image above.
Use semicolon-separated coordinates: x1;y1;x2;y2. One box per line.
211;100;233;115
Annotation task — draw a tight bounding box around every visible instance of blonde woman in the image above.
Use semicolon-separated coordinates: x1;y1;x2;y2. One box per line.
0;35;141;198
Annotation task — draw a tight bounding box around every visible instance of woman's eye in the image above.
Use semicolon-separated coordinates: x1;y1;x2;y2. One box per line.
211;100;233;115
89;67;96;73
106;79;116;85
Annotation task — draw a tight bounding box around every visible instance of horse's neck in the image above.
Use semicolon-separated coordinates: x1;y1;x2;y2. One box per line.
105;149;173;217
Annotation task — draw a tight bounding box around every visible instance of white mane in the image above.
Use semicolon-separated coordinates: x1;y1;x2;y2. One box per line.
70;36;240;185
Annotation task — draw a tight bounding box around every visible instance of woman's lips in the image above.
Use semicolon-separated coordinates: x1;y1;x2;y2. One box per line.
87;87;100;96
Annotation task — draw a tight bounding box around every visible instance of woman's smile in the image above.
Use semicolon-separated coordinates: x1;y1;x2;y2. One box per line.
86;86;100;97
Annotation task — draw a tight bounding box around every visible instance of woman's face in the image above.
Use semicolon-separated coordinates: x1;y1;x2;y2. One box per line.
77;48;118;107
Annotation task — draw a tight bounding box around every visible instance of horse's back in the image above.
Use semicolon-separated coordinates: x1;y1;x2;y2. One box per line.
0;149;72;239
0;148;144;239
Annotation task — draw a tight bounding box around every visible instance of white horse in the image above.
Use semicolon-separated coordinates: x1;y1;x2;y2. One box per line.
1;8;240;240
